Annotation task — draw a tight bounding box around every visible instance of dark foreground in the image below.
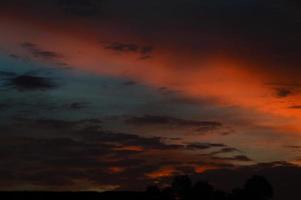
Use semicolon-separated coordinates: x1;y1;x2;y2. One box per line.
0;192;146;200
0;175;275;200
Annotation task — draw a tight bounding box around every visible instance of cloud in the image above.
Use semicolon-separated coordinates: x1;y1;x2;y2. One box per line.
284;145;301;150
57;0;101;17
210;147;241;155
212;155;253;162
0;103;10;111
21;42;62;61
67;102;90;110
0;71;17;77
186;143;226;150
122;81;137;86
30;118;102;130
275;88;292;98
104;42;153;59
0;117;247;190
288;105;301;109
7;75;57;91
125;115;223;133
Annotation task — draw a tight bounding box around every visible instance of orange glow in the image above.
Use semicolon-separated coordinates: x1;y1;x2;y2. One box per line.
146;167;176;179
195;165;219;173
108;167;125;174
114;145;144;152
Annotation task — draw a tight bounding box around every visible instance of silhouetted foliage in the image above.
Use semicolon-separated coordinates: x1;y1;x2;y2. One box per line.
146;185;162;200
145;174;274;200
243;175;274;200
172;175;192;199
229;175;274;200
190;180;215;200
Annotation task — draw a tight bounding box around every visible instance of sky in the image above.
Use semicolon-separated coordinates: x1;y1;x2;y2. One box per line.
1;0;301;195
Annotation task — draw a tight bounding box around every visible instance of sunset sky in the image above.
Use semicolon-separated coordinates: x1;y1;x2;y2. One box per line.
1;0;301;193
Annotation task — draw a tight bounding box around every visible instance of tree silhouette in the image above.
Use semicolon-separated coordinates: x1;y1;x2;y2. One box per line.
230;175;274;200
243;175;274;200
190;180;214;200
146;185;161;200
145;174;274;200
171;175;192;200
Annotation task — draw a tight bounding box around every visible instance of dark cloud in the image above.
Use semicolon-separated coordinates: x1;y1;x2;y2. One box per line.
104;42;153;59
0;71;17;77
212;155;253;162
284;145;301;149
125;115;222;132
288;105;301;109
21;42;62;61
0;103;10;111
0;136;148;189
0;118;246;190
122;81;137;86
8;75;57;91
105;43;139;52
275;88;292;98
0;98;91;116
9;54;20;59
205;155;253;162
210;147;241;155
57;0;101;17
29;118;102;130
186;143;226;150
266;82;300;98
67;102;89;110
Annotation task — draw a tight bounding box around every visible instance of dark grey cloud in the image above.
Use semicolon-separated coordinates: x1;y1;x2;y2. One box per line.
67;102;90;110
0;136;152;189
206;155;253;162
0;103;9;111
284;145;301;150
25;118;102;130
7;75;57;91
288;105;301;109
275;88;292;98
0;117;246;190
266;82;300;98
122;81;137;86
57;0;102;17
125;115;222;132
105;43;139;52
0;71;17;77
0;70;58;92
186;143;226;150
21;42;62;61
210;147;241;155
104;42;153;59
212;155;253;162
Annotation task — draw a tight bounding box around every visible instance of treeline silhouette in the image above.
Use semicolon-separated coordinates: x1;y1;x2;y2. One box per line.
145;175;273;200
1;175;273;200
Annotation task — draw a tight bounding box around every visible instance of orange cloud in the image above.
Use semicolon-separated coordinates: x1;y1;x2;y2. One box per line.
108;167;125;174
146;167;176;179
114;145;144;152
195;165;219;174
